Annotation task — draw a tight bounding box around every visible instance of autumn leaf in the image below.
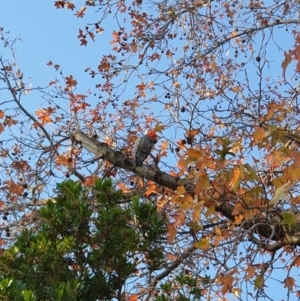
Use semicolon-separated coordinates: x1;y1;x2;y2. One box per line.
56;155;73;167
288;167;300;183
194;173;209;194
252;126;265;145
186;129;200;138
282;51;293;79
65;75;77;88
254;274;264;290
232;85;241;92
229;167;241;191
175;185;186;195
159;140;168;157
128;295;138;301
35;108;53;125
167;223;176;243
154;123;165;132
194;237;209;250
281;211;297;230
284;277;296;289
245;264;256;281
4;116;18;127
166;253;177;261
12;160;30;171
290;151;300;167
54;1;65;9
76;6;86;18
144;181;159;196
269;181;291;206
216;273;234;294
65;1;75;10
80;39;87;46
88;31;95;41
3;180;23;196
232;202;243;216
84;175;100;186
234;214;243;225
192;201;204;221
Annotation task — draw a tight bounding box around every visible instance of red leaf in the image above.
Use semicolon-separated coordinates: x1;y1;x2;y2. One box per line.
76;6;86;18
88;32;95;41
80;39;88;46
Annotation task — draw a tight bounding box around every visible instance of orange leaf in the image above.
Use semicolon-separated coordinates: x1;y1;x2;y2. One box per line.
186;148;204;161
0;110;4;118
253;126;265;145
232;85;241;93
128;295;138;301
56;155;73;167
217;274;234;294
194;173;209;194
284;277;296;289
192;201;204;221
84;175;100;186
186;129;200;138
229;167;240;191
65;75;77;88
166;253;177;261
281;51;293;79
167;224;176;243
144;181;158;196
12;160;30;171
173;212;186;227
289;167;300;182
175;185;186;195
3;180;23;195
290;151;300;167
245;264;256;280
159;140;168;157
234;214;243;225
76;6;86;18
232;202;243;216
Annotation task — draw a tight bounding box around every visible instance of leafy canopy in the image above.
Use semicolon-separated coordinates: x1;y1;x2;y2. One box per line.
0;179;166;300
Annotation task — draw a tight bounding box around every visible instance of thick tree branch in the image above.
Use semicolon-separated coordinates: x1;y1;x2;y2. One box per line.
72;130;300;248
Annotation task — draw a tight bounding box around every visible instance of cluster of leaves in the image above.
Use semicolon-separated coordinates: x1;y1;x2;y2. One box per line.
0;179;166;300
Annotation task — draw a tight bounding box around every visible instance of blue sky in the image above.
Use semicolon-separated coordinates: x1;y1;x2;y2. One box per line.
0;1;107;93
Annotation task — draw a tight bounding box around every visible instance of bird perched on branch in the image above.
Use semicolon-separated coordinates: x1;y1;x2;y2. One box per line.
133;129;158;167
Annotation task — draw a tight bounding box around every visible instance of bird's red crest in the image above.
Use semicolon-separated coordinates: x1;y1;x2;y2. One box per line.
146;129;157;139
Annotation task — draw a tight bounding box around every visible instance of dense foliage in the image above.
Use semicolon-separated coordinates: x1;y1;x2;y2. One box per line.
0;179;166;300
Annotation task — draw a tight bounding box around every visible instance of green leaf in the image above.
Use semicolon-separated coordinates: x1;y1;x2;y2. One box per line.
254;274;264;290
281;211;297;229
